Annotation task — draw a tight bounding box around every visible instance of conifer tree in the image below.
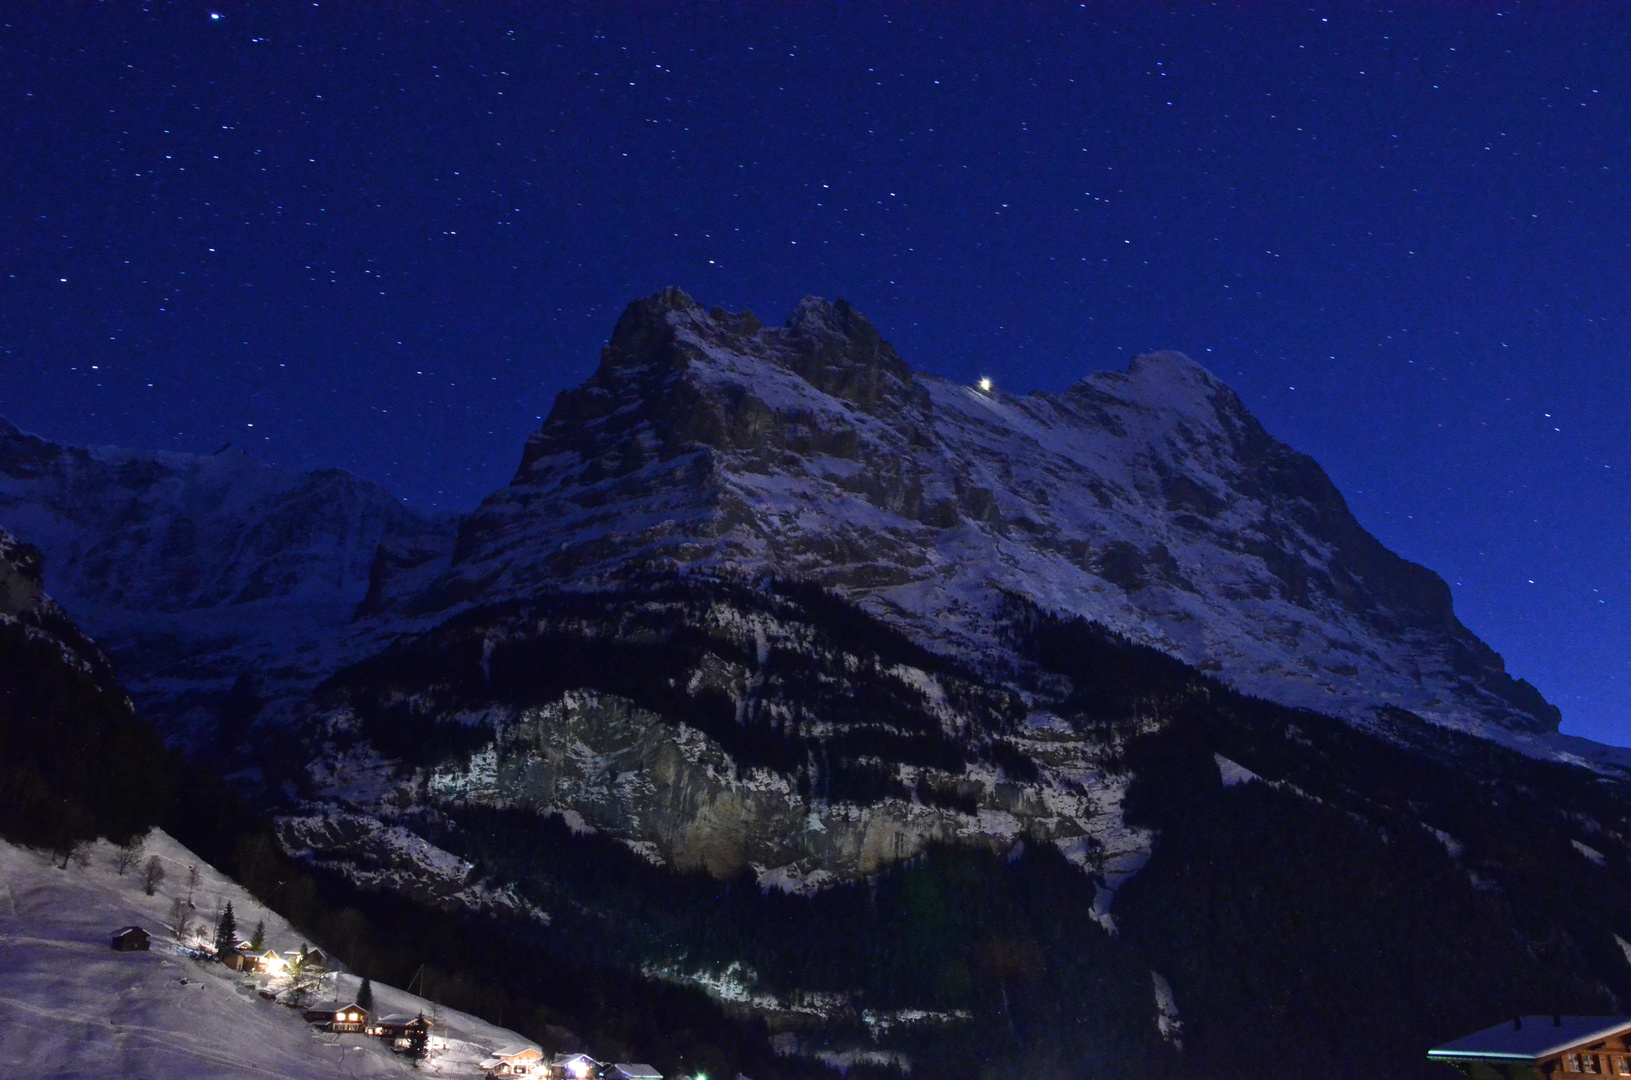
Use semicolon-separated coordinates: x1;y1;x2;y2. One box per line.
249;920;265;951
405;1012;429;1064
213;901;236;960
357;976;374;1012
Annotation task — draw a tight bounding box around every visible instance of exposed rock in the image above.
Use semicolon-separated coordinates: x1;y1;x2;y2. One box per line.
381;288;1559;739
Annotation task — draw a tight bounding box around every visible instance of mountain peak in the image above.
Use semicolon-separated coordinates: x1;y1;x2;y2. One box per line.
414;290;1562;739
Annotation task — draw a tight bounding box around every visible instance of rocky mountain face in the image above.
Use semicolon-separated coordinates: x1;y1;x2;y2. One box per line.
382;287;1557;744
5;291;1631;1080
0;418;451;755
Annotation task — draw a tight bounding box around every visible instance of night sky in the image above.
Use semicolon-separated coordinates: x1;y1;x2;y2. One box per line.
4;3;1630;742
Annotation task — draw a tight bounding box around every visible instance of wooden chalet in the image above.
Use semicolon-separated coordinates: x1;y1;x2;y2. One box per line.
482;1046;547;1077
551;1052;602;1080
606;1064;662;1080
109;926;150;951
1430;1016;1631;1079
303;947;329;970
368;1013;433;1050
302;1000;370;1034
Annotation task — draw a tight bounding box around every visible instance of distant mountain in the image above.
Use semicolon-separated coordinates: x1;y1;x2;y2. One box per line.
0;418;452;756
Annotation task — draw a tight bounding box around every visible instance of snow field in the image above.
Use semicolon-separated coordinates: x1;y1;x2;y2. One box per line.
0;830;536;1078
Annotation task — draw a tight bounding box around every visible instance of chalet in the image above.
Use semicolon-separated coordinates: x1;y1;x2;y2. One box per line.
482;1046;547;1077
302;947;329;971
1429;1016;1631;1078
109;926;151;951
606;1064;662;1080
253;948;286;974
551;1053;603;1080
368;1013;433;1051
303;1000;370;1034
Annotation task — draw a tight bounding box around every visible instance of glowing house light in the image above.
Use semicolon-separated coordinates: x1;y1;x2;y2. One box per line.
977;378;993;393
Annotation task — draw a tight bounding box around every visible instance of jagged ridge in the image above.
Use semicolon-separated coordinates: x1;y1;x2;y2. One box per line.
382;287;1557;740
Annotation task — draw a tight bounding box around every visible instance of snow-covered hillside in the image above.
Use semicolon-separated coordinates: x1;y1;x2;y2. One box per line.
0;830;535;1078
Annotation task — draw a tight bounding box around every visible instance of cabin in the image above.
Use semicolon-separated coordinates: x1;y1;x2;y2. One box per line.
253;948;286;974
551;1053;603;1080
1429;1016;1631;1079
302;948;329;971
109;926;150;951
482;1047;547;1077
368;1013;433;1051
606;1064;662;1080
302;1000;370;1034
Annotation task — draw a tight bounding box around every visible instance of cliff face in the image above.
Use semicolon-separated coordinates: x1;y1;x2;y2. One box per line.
383;287;1555;739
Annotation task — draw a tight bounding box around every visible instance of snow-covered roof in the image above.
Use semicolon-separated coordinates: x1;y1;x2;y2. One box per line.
373;1012;427;1025
609;1063;663;1079
496;1045;544;1060
1428;1017;1631;1061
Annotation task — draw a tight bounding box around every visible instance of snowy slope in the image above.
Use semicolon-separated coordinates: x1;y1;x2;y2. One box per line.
382;288;1559;745
0;830;535;1079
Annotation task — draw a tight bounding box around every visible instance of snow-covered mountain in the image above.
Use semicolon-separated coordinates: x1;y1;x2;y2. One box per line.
0;418;451;753
381;287;1556;744
7;290;1631;1080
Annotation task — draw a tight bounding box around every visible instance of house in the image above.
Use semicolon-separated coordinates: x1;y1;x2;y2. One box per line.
551;1053;602;1080
224;946;285;974
252;948;286;974
302;947;329;971
1429;1016;1631;1078
302;1000;370;1034
607;1064;662;1080
482;1046;547;1077
368;1013;433;1051
109;926;150;951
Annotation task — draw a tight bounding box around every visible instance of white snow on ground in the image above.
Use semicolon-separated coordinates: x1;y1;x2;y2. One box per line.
1571;839;1608;866
0;830;537;1078
1151;971;1183;1048
1213;754;1260;788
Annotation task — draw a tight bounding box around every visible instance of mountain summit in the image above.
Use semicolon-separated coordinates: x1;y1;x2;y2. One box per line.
382;287;1556;740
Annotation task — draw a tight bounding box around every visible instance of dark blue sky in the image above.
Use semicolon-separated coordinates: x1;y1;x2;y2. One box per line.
4;3;1630;742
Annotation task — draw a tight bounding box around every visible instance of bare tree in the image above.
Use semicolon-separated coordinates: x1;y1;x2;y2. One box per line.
53;836;92;870
143;855;166;896
186;864;200;908
169;896;192;944
115;835;145;876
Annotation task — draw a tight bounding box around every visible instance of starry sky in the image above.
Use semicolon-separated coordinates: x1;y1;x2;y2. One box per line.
4;3;1630;742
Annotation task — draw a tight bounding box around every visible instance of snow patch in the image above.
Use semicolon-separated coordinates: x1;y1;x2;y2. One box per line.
1213;753;1260;788
1572;840;1607;866
1152;971;1184;1049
